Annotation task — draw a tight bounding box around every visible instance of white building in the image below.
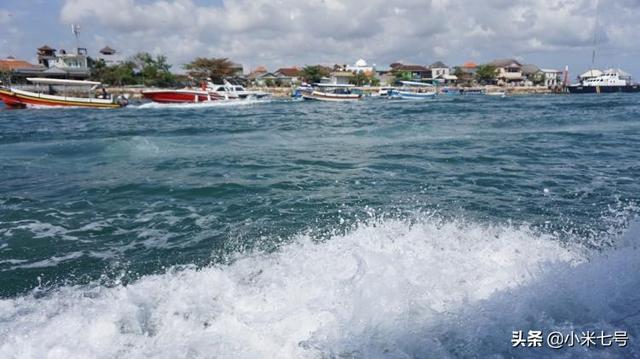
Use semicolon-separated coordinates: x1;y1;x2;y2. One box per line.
346;58;375;74
540;69;562;87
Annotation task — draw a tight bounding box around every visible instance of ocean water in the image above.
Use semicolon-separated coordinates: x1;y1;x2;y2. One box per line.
0;94;639;358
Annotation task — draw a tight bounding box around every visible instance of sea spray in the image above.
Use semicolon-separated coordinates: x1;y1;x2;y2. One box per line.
2;216;637;358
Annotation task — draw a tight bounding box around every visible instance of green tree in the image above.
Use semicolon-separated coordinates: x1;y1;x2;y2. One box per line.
301;65;329;84
350;71;371;86
475;65;498;85
183;57;234;83
131;52;175;87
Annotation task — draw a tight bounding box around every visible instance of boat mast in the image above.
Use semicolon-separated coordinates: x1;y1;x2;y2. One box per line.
590;0;599;70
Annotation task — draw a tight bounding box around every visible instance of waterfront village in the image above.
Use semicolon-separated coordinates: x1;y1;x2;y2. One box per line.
0;43;625;98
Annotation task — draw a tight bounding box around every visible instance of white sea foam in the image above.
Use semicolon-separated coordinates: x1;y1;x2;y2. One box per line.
0;217;638;358
135;98;271;110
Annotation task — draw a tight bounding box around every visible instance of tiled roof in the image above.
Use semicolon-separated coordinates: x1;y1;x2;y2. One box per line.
275;68;301;76
0;58;38;71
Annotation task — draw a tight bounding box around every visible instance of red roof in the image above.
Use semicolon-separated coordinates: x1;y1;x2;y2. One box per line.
253;65;268;73
462;61;477;68
0;58;37;71
275;67;301;76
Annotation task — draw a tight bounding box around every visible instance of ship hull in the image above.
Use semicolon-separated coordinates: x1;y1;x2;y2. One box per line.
302;91;362;102
141;90;224;103
567;85;640;94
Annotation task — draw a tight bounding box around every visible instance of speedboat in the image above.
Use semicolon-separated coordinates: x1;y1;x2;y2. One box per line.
141;85;224;103
209;80;270;99
302;84;362;102
567;68;640;94
388;81;436;100
0;78;128;109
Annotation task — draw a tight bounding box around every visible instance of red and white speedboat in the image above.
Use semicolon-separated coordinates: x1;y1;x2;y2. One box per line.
140;88;225;103
142;81;269;104
0;78;128;109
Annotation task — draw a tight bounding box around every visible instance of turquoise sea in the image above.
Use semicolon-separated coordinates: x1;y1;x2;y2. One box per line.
1;95;639;357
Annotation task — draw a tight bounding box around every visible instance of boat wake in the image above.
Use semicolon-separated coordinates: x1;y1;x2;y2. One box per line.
135;98;271;110
1;216;638;358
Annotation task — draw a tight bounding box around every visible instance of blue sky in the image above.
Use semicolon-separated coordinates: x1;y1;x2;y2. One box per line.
2;0;640;79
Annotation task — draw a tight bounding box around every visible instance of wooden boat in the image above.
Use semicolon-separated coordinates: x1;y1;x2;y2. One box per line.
388;81;436;100
302;84;362;102
0;78;128;109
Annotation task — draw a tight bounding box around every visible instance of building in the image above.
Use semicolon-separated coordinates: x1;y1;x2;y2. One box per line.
488;58;524;85
429;61;457;84
96;46;124;66
374;66;394;86
346;58;375;74
32;44;90;79
0;57;38;72
230;62;244;77
390;63;431;82
540;69;562;87
252;72;279;86
275;67;302;84
327;71;354;85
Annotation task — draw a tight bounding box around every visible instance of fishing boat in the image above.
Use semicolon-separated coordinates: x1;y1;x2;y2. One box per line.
388;81;436;100
567;68;640;94
301;84;362;102
0;78;128;109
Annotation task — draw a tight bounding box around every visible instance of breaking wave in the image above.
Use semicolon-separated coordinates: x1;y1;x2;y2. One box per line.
0;216;638;358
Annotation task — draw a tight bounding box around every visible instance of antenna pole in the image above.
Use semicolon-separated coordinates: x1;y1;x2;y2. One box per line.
591;0;599;69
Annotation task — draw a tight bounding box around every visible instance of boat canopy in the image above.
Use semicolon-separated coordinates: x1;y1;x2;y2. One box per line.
399;81;434;87
27;78;103;86
314;83;355;87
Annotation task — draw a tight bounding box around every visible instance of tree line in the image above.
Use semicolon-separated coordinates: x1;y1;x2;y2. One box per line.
90;53;511;88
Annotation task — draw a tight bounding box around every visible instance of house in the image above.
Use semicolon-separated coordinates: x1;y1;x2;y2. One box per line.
429;61;457;84
521;64;541;85
346;58;375;74
540;69;563;87
327;71;354;85
391;63;431;82
230;62;244;77
488;58;524;85
453;61;478;86
97;46;124;66
33;44;90;79
0;57;38;72
275;67;302;84
374;66;394;86
253;72;279;86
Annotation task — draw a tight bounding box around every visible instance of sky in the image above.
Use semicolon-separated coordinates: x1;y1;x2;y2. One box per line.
1;0;640;77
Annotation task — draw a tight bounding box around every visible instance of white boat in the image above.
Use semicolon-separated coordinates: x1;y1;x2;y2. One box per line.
302;84;362;102
0;78;128;109
371;86;394;97
206;80;270;99
484;91;506;97
568;68;640;93
388;81;436;100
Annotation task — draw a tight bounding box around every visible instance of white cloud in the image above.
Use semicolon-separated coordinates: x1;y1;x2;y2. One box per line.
58;0;640;72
